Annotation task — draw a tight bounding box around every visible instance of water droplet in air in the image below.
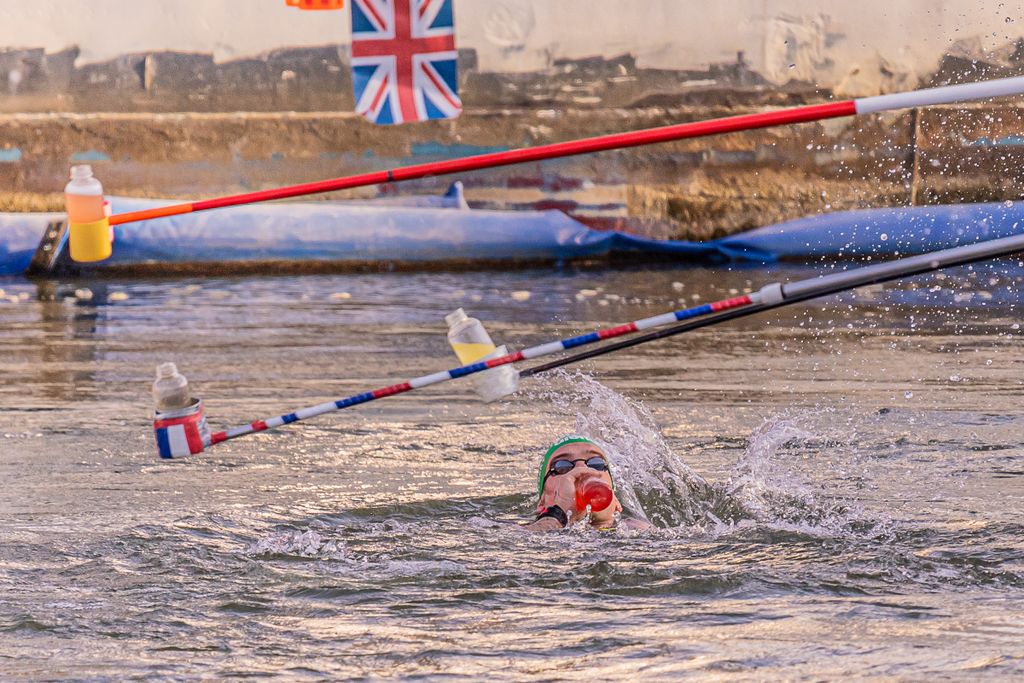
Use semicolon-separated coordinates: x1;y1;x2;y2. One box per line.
904;391;914;399
788;63;796;69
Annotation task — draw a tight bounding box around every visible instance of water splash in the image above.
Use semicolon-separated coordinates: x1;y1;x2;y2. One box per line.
531;370;718;527
725;411;874;535
531;372;885;536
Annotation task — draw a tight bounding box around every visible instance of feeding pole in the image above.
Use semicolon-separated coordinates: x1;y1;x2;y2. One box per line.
155;232;1024;457
97;76;1024;230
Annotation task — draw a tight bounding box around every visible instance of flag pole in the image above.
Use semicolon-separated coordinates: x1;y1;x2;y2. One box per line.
108;76;1024;230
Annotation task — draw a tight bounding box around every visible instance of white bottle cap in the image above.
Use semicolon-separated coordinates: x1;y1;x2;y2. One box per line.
156;362;178;379
445;308;468;327
70;164;93;180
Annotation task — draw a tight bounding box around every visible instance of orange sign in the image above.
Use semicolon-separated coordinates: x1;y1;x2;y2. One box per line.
286;0;344;9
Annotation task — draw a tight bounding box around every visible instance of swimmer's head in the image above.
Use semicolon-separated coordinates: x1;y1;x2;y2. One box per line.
536;435;620;523
537;435;604;497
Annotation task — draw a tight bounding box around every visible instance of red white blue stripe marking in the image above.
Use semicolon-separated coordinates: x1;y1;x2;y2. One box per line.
208;294;754;445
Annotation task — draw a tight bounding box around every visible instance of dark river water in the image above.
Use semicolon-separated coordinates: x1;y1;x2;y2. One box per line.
1;261;1022;680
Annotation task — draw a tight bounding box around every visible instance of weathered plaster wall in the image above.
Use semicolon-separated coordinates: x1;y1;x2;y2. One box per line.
1;0;1022;89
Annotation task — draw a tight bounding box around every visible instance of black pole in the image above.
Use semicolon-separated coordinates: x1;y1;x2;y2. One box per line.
520;232;1024;378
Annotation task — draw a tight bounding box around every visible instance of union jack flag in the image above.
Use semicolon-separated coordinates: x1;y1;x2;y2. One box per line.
350;0;461;125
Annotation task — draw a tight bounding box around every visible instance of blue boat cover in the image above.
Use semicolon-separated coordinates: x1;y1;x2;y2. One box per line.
2;189;1024;276
716;201;1024;260
1;211;67;276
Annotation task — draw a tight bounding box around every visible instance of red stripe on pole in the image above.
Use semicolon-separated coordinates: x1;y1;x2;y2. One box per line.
108;101;856;227
598;323;639;339
108;202;195;226
192;170;394;211
210;431;228;444
485;350;525;367
710;295;754;311
372;382;413;398
391;101;857;182
251;420;268;431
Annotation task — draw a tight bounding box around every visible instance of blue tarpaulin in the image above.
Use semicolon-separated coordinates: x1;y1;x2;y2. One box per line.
715;201;1024;260
2;187;1024;276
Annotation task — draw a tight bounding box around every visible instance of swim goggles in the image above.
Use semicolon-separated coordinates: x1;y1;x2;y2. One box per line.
546;456;609;478
537;436;614;498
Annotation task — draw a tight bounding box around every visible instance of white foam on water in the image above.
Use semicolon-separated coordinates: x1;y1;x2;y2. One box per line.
246;529;349;560
726;414;819;521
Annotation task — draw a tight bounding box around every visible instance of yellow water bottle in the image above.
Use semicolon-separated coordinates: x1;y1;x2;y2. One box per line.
65;164;112;262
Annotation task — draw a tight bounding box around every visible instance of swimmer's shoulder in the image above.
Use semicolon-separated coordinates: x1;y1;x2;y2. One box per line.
618;517;654;531
593;517;655;532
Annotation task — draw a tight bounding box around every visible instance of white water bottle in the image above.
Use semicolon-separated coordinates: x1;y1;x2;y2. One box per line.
64;164;106;223
445;309;519;402
152;362;192;413
446;308;496;364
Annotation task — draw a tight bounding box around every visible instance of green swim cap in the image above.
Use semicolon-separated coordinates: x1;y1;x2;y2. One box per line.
537;434;611;498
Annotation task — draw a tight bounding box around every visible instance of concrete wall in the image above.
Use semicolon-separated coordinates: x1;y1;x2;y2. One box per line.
1;0;1022;90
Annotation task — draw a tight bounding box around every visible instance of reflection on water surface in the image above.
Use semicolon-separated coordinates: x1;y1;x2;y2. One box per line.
1;262;1022;679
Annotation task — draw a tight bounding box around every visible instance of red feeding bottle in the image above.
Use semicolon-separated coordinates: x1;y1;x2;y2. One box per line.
575;478;613;512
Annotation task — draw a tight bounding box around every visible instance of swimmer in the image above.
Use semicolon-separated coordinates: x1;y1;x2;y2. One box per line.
523;435;654;532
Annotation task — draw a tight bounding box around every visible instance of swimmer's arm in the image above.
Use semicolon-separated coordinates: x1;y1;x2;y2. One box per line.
520;503;570;532
519;517;655;532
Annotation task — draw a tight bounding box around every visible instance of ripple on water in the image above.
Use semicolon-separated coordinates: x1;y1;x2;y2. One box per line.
3;267;1024;679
